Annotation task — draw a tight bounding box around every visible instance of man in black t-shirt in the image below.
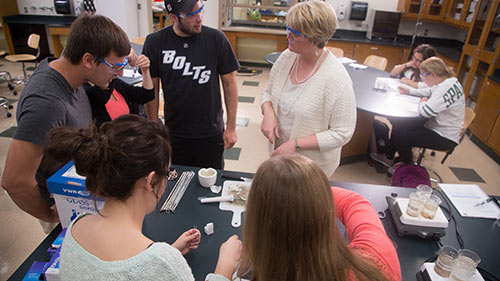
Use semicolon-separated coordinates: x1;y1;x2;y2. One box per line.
143;0;239;169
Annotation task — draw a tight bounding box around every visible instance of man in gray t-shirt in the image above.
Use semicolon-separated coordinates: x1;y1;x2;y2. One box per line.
1;14;130;225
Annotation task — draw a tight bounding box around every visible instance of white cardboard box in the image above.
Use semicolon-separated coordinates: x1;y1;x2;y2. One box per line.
47;162;104;228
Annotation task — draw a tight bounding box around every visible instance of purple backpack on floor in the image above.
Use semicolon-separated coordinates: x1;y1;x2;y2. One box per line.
391;164;431;188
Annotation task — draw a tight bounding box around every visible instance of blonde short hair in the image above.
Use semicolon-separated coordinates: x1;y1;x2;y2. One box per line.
286;1;338;48
420;57;455;78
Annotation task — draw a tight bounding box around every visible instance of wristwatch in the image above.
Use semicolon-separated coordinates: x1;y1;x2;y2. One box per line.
295;138;300;151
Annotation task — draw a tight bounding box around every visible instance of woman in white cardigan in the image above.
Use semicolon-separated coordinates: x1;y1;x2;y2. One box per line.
260;1;356;177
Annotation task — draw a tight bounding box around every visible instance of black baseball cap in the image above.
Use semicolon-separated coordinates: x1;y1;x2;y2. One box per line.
164;0;197;14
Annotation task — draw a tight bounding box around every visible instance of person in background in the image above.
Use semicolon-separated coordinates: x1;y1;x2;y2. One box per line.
1;14;130;231
390;44;436;89
143;0;239;169
384;57;465;166
260;1;356;178
84;51;154;128
43;115;242;280
238;154;401;281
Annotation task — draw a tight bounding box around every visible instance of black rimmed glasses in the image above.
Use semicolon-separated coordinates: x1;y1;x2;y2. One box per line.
95;56;128;74
178;4;204;22
412;55;424;64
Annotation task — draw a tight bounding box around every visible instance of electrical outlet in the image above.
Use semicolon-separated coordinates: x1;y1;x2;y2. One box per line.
424;29;429;36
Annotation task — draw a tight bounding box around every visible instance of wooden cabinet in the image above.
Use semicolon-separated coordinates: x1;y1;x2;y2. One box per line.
326;41;355;58
457;0;500;102
0;0;19;55
470;79;500;154
488;105;500;154
399;0;448;21
444;0;479;28
223;30;288;59
352;43;406;71
48;26;69;58
437;51;459;70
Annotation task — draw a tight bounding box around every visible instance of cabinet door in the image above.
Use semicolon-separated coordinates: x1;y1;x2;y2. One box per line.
424;0;447;20
482;1;500;55
327;41;355;58
445;0;469;26
437;51;459;70
470;80;500;143
487;108;500;154
353;43;404;71
464;0;491;48
402;0;423;19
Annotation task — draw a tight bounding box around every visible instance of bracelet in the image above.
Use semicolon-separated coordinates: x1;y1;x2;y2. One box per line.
295;138;301;151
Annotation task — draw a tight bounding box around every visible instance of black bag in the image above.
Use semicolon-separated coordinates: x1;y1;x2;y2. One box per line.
373;119;390;154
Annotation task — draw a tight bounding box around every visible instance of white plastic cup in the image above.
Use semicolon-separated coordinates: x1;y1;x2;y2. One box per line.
449;249;481;281
416;184;433;199
198;168;217;188
407;192;425;217
422;194;442;219
434;245;459;277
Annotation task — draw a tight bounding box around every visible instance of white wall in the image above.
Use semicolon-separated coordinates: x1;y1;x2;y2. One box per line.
95;0;150;41
203;0;219;29
137;0;153;36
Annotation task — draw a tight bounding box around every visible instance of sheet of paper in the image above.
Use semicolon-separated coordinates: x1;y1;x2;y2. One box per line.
439;183;500;219
374;77;410;93
62;165;86;180
338;57;356;64
384;92;420;113
122;69;142;78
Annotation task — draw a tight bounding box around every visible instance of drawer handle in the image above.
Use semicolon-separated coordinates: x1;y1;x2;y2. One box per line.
370;47;378;50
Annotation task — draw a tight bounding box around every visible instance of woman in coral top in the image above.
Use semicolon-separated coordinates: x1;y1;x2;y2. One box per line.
84;51;155;128
238;154;402;281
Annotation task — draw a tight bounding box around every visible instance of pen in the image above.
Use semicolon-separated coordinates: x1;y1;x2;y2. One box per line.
474;197;494;207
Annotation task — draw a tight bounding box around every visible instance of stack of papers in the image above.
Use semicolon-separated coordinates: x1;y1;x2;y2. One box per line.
439;184;500;219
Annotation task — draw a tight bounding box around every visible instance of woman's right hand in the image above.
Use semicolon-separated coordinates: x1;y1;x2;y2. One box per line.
261;112;279;144
214;235;242;279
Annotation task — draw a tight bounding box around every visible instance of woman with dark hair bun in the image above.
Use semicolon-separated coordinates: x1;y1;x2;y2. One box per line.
44;115;241;280
390;44;437;89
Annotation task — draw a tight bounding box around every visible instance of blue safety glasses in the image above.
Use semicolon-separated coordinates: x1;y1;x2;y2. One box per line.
178;4;204;21
95;56;128;74
286;24;308;41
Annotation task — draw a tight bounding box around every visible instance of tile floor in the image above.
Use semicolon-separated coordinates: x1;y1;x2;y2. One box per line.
1;57;500;280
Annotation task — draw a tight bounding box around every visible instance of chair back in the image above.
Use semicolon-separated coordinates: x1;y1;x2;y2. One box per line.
363;55;388;71
327;46;344;57
27;34;40;50
461;106;476;137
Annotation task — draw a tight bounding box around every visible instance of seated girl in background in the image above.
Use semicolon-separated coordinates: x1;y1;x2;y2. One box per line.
390;44;436;89
44;115;241;280
84;51;155;128
388;57;465;165
238;154;402;281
